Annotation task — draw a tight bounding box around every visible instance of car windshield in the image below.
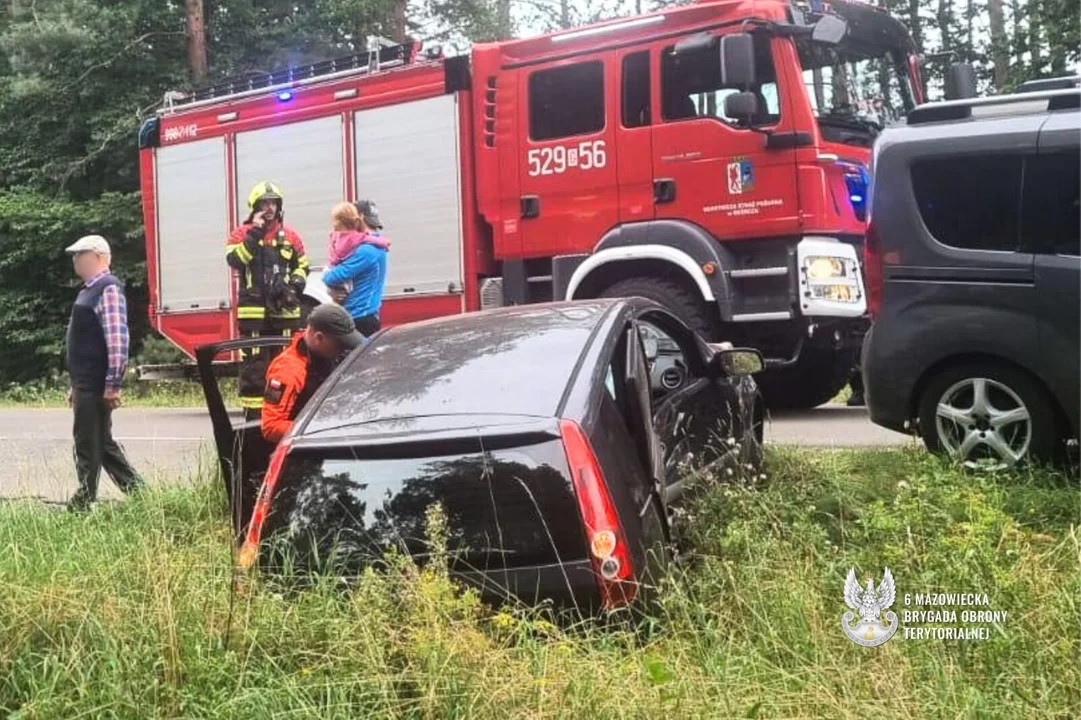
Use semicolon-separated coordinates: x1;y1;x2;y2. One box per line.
797;38;915;139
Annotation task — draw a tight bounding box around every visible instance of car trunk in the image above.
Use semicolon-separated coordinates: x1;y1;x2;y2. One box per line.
258;431;598;606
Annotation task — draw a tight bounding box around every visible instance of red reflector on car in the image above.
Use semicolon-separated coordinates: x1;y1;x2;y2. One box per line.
559;419;636;609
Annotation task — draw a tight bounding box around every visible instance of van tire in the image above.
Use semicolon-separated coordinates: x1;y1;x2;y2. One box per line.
598;276;718;339
917;363;1057;468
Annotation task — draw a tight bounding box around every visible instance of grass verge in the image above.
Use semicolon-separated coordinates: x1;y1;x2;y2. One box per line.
0;448;1076;718
0;378;235;409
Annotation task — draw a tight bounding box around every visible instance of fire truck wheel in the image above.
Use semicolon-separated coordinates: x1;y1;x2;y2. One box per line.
598;276;719;339
756;346;853;410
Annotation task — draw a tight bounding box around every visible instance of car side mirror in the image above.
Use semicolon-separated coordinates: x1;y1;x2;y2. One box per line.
709;345;764;376
811;15;848;45
720;33;756;87
945;62;978;100
724;91;759;124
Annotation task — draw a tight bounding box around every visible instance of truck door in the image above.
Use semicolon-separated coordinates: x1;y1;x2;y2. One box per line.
518;53;620;256
616;49;655;224
650;32;799;239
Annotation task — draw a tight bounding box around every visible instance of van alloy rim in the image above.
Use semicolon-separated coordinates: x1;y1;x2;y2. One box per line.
935;377;1031;470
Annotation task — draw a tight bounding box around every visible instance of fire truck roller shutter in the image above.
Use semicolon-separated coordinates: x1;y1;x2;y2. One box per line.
560;220;736;321
354;93;464;298
156;136;231;313
234;115;346;268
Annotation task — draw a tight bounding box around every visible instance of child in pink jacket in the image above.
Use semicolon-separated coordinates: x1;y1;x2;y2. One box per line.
326;201;389;302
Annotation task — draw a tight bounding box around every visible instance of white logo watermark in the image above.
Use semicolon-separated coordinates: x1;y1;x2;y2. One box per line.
841;567;899;647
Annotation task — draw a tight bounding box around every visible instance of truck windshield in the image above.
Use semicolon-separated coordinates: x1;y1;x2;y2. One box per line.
797;38;915;143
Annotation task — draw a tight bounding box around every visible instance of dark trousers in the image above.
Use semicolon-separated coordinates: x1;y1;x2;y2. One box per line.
354;314;381;337
70;389;144;509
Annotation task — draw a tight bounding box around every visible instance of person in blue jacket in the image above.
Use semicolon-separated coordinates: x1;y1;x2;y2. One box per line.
321;199;389;337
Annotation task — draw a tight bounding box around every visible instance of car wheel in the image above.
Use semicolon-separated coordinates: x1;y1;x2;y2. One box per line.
599;276;718;339
740;388;765;473
918;364;1056;470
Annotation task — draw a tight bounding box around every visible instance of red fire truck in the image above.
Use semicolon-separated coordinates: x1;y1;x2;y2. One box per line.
138;0;923;408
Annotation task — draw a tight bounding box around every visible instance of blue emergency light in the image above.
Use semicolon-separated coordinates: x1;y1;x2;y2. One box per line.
277;90;294;102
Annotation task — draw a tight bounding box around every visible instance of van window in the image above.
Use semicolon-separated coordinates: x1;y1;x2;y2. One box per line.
622;52;651;128
911;155;1023;251
529;61;605;141
661;33;780;125
1022;152;1080;257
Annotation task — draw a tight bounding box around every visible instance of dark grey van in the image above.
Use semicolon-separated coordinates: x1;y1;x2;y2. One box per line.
862;78;1079;468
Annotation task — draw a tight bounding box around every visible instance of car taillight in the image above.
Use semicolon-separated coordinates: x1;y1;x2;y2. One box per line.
864;220;884;319
238;438;292;569
558;419;636;609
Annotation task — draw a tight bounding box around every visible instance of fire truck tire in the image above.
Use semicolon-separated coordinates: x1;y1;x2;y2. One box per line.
598;276;719;339
756;346;853;410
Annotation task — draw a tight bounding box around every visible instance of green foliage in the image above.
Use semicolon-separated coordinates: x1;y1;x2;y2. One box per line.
0;449;1076;717
0;190;145;382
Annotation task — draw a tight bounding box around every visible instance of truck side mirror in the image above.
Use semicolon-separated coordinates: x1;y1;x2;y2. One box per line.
720;33;756;87
811;15;848;45
945;62;978;100
724;91;759;124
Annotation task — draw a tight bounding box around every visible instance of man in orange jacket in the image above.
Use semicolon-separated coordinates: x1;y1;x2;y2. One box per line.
261;304;364;444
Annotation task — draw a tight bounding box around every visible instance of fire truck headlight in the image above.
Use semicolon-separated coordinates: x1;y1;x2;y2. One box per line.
806;256;846;280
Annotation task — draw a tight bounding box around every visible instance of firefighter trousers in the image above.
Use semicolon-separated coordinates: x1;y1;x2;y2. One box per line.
238;318;301;419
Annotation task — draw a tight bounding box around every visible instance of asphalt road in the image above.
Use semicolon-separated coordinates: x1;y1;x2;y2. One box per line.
0;405;911;504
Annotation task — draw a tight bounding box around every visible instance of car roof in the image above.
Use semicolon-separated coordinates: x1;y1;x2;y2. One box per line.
300;300;624;438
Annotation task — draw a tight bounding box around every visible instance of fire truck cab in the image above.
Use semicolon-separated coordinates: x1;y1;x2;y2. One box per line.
139;0;922;408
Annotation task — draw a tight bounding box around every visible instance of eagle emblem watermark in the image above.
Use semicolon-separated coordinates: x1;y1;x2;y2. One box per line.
842;567;898;647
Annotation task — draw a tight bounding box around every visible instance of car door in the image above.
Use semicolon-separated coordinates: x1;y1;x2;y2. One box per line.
638;309;752;505
1025;111;1080;433
196;336;291;540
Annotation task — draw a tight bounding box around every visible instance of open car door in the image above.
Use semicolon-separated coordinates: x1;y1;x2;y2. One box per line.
196;336;291;541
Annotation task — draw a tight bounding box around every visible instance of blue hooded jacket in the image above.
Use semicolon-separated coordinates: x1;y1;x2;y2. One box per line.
321;242;388;319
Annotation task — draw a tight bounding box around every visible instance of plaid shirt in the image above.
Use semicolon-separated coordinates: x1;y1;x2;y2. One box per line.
86;271;129;393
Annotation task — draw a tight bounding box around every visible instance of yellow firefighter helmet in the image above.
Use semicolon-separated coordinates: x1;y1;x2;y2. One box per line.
247;181;284;211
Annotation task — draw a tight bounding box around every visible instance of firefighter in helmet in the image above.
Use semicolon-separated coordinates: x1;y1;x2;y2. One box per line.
226;181;311;418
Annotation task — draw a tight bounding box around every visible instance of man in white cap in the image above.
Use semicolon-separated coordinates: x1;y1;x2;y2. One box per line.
64;234;144;510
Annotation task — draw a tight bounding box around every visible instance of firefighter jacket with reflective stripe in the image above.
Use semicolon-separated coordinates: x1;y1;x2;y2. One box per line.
226;222;310;323
260;333;334;444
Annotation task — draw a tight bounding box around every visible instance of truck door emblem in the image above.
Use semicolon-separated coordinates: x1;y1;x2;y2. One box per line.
727;157;754;195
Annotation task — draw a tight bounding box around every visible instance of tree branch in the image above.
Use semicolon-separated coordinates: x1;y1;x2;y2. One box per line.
59;32;186;95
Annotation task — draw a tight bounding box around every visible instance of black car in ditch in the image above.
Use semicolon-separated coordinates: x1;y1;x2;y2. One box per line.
198;299;764;612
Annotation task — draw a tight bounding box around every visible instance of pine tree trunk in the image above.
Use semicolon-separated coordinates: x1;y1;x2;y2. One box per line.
497;0;512;39
185;0;208;83
1029;0;1042;72
1011;0;1025;69
989;0;1008;89
392;0;407;43
560;0;571;29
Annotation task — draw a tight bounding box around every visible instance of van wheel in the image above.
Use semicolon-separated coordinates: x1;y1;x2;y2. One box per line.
599;276;718;339
918;363;1056;470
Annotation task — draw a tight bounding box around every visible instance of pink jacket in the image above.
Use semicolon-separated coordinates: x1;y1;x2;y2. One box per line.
327;230;390;268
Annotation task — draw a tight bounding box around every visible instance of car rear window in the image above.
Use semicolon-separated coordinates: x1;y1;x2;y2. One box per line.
260;440;587;575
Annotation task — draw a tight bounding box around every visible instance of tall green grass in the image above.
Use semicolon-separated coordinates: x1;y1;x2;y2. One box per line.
1;449;1077;718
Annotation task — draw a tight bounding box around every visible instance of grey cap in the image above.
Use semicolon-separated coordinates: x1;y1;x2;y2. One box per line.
308;303;364;349
65;234;111;255
354;199;382;230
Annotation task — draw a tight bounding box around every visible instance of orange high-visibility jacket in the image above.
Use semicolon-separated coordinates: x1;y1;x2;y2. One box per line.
261;333;332;444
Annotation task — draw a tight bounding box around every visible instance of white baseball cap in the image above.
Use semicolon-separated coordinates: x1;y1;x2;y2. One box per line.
65;234;111;255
